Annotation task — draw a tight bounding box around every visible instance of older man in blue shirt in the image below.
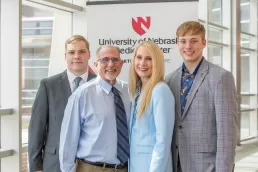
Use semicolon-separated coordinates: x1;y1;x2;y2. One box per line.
59;45;130;172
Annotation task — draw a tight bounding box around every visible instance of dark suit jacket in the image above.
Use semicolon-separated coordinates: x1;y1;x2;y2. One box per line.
28;70;96;172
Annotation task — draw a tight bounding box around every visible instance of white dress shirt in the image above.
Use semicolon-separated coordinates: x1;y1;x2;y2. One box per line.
66;69;88;92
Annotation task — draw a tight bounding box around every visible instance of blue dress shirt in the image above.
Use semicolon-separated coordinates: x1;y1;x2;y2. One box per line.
180;57;203;114
59;76;130;172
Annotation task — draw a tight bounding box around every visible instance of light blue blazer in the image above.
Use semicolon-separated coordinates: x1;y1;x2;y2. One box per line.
129;82;175;172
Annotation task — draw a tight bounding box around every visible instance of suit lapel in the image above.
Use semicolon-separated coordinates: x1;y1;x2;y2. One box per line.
174;69;182;120
181;59;209;119
60;71;72;102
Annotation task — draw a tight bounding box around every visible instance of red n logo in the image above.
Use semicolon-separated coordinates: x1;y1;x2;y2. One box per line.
132;16;151;36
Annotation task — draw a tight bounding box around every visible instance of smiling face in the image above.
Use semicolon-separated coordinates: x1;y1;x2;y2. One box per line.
94;46;123;85
176;21;206;67
134;46;152;83
177;34;206;65
65;40;90;76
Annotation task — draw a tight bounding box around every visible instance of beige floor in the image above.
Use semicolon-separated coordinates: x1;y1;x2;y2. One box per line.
235;138;258;172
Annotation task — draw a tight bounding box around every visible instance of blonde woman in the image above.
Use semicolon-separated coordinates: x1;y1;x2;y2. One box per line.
129;41;175;172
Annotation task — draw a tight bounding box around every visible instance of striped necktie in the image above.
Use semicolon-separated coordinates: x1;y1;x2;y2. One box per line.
73;77;82;92
112;86;130;164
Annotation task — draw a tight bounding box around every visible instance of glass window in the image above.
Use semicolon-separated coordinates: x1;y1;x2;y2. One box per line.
240;0;250;32
208;27;222;42
22;5;54;170
240;51;250;93
240;96;251;109
208;46;222;66
209;0;222;25
240;36;251;48
240;112;250;139
21;4;72;171
22;22;52;108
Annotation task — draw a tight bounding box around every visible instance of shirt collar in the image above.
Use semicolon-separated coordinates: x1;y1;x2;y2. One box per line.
96;76;123;95
181;57;204;75
67;69;88;84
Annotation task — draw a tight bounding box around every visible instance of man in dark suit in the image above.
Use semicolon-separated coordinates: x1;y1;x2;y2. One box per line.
28;35;96;172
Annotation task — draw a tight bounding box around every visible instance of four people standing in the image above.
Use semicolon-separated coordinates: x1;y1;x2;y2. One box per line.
29;21;238;172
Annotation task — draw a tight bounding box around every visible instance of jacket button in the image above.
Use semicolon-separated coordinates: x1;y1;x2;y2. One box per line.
176;145;178;149
179;125;183;129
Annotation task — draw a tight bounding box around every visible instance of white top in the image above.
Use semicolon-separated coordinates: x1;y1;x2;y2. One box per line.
66;69;88;92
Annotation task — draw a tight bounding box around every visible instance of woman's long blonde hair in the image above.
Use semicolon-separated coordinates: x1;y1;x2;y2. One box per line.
129;41;165;117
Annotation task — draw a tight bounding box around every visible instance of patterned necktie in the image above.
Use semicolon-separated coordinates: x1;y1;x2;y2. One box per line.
73;77;82;92
112;87;130;164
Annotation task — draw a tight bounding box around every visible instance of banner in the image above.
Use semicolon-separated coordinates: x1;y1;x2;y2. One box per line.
87;1;198;81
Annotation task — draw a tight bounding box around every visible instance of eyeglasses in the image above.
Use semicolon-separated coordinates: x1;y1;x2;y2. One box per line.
96;57;121;64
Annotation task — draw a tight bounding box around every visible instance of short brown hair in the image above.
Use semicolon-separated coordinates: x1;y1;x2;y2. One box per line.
176;21;205;40
65;35;90;51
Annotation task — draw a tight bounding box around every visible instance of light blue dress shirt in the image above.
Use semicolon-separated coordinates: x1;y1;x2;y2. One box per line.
59;76;130;172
